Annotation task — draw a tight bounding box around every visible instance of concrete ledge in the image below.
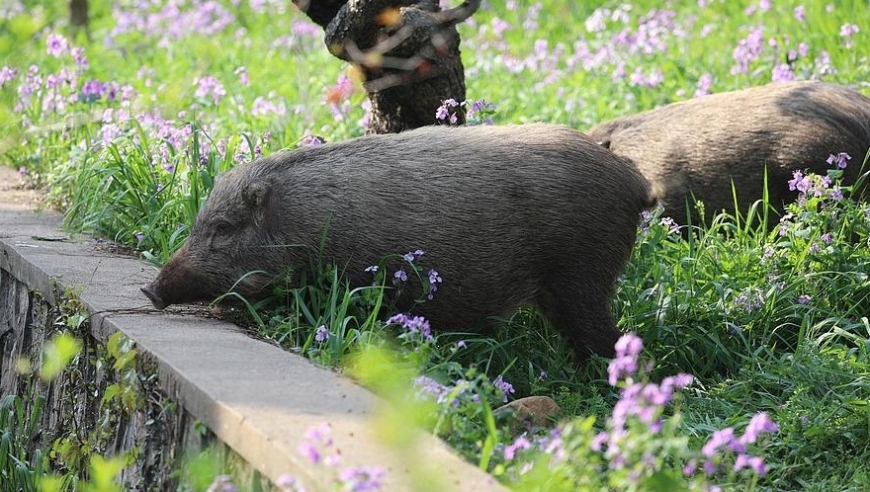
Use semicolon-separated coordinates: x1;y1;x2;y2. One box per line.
0;205;505;491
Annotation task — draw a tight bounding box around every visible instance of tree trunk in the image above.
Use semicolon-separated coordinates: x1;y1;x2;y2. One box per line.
69;0;89;37
293;0;479;134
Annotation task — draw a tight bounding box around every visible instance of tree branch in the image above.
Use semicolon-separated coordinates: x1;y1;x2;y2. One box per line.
291;0;346;29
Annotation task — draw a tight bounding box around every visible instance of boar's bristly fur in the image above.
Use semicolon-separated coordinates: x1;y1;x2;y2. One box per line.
141;123;654;360
587;81;870;227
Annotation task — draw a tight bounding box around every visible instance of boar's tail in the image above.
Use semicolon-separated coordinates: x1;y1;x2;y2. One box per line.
644;180;664;211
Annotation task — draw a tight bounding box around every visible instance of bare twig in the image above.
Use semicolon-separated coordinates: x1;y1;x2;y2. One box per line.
430;0;481;25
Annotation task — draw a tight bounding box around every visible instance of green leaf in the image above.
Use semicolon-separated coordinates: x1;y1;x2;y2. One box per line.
38;333;82;382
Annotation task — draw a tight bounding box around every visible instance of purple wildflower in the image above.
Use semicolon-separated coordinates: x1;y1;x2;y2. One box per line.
414;375;450;401
778;213;793;236
297;423;340;467
364;265;378;273
734;288;765;313
80;79;104;102
629;67;664;88
297;442;321;464
797;294;812;304
772;63;795;82
205;475;237;492
413;375;467;407
840;23;860;48
314;325;330;343
466;98;496;125
788;171;812;193
0;66;18;87
155;144;173;173
740;412;779;445
299;132;324;146
252;96;287;116
403;249;425;263
608;333;643;386
641;383;668;406
426;269;442;300
638;209;654;235
616;333;643;358
304;423;332;444
493;375;516;403
794;5;806;22
734;454;767;476
435;105;449;121
275;475;305;492
338;467;385;492
683;460;697;476
110;0;234;40
393;269;408;283
731;26;765;74
702;427;736;458
71;47;89;70
491;17;511;38
504;436;531;460
798;42;809;58
661;373;694;393
818;174;833;191
591;432;608;451
694;73;713;98
660;216;680;234
469;99;487;114
291;19;322;38
193;75;226;105
46;33;68;57
387;313;433;341
44;73;63;90
235;66;250;86
435;98;459;124
585;8;608;33
826;152;851;169
814;50;834;77
134;232;145;244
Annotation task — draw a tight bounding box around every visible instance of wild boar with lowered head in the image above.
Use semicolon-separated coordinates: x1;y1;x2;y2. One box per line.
141;123;654;360
586;81;870;227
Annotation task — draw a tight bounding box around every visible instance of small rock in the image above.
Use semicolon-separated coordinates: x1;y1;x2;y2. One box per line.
495;396;562;434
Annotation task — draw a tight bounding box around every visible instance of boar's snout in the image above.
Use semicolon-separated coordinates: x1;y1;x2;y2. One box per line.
141;247;219;310
141;284;167;310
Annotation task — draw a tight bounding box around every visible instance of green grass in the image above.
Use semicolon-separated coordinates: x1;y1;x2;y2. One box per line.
3;0;870;490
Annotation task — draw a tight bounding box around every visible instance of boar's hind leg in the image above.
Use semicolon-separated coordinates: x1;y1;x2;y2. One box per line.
536;286;622;362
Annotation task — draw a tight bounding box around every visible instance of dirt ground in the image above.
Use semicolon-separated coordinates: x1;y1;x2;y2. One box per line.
0;165;41;210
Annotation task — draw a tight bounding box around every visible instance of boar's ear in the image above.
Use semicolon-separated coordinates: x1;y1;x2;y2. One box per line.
242;181;269;210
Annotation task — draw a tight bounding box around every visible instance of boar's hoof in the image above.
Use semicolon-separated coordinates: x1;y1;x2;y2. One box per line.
141;285;167;310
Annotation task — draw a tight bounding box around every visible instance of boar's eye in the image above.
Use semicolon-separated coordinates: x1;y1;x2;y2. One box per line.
214;220;234;235
207;220;235;250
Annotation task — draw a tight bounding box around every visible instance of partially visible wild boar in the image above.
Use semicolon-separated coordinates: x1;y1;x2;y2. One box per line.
141;123;654;360
586;81;870;226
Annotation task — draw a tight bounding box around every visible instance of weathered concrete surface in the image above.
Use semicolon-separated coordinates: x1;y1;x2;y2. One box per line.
0;182;506;490
0;165;40;211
